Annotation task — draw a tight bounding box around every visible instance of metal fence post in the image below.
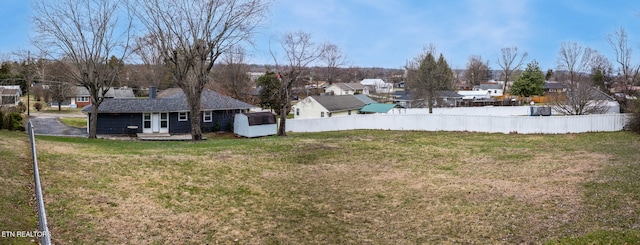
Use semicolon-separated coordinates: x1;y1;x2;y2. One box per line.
28;121;52;245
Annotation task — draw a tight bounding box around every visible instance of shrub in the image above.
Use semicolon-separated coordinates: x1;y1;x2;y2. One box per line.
16;102;26;113
34;102;43;111
7;113;25;131
625;99;640;134
9;113;25;131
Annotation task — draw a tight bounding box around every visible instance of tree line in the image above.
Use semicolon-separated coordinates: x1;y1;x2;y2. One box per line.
2;0;637;139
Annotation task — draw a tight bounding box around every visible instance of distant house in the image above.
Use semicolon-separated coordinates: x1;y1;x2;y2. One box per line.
474;83;503;97
291;95;367;119
81;88;253;135
543;82;567;94
55;86;135;108
325;83;369;95
360;78;393;94
0;86;21;105
457;90;491;100
393;90;463;108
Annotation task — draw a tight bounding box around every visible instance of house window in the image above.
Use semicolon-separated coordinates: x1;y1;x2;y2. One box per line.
203;111;213;122
77;96;89;102
296;108;300;116
160;113;168;128
321;112;324;117
178;112;188;121
348;110;351;115
143;113;151;129
328;112;332;117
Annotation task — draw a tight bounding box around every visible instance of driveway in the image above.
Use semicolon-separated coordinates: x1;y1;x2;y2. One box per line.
29;112;87;137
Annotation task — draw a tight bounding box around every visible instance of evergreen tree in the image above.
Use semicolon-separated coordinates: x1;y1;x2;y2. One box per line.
257;72;282;113
511;60;545;97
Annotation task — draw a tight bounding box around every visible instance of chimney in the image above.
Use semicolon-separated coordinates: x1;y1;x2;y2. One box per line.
149;86;157;99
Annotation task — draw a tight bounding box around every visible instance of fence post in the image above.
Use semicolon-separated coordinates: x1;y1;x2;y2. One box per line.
28;121;52;245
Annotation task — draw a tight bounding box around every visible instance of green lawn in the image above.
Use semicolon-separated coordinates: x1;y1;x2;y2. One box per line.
2;130;639;244
0;130;38;245
59;117;87;128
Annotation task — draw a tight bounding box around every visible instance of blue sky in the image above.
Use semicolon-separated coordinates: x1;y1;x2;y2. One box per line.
2;0;640;71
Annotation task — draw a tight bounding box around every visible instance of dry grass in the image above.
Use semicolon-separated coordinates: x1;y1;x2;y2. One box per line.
25;131;640;244
0;130;38;245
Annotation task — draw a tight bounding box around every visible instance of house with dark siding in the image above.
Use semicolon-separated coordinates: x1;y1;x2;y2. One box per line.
81;88;253;135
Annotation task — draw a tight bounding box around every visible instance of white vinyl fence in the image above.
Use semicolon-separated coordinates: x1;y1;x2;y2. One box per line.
286;113;631;134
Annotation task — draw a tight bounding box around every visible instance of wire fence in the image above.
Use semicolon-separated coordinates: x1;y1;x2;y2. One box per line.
27;120;52;245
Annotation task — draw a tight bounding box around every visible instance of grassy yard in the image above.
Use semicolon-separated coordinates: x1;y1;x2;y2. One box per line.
59;117;87;128
2;130;639;244
0;130;38;245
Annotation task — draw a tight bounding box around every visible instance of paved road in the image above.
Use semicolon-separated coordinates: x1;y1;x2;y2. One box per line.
29;112;87;137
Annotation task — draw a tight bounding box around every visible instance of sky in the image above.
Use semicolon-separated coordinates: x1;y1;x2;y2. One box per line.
2;0;640;71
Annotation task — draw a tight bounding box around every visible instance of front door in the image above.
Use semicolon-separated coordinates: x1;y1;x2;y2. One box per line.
143;112;169;134
151;113;160;132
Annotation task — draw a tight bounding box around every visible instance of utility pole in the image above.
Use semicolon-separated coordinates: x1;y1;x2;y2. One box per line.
27;51;31;117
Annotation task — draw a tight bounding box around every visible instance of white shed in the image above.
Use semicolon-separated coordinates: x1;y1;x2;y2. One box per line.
234;112;277;138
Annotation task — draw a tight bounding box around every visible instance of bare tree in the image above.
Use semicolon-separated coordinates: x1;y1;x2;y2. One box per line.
607;27;639;109
322;43;348;85
271;31;324;136
33;0;132;138
132;0;268;141
464;55;491;85
496;46;528;93
552;42;607;115
213;46;252;101
131;34;170;90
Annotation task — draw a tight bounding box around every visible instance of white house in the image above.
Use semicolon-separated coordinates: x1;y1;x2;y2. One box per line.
360;79;393;94
457;90;491;100
474;83;503;97
292;95;367;119
0;86;21;105
325;83;369;95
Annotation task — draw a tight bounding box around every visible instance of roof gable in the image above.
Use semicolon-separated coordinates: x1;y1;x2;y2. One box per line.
311;95;366;112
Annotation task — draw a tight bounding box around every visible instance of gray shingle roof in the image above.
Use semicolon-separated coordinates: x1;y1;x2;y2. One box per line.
479;83;503;90
82;89;253;113
354;94;376;104
333;82;367;91
75;86;135;98
312;95;366;112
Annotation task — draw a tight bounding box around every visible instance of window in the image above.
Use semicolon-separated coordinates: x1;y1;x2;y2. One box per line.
203;111;213;122
328;112;332;117
296;108;300;116
77;96;89;102
321;112;324;117
143;113;151;128
178;112;188;121
160;113;168;128
348;110;351;115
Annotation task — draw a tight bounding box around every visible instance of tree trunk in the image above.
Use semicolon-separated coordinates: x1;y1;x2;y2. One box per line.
186;93;203;141
428;93;434;114
277;111;287;136
89;104;98;138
